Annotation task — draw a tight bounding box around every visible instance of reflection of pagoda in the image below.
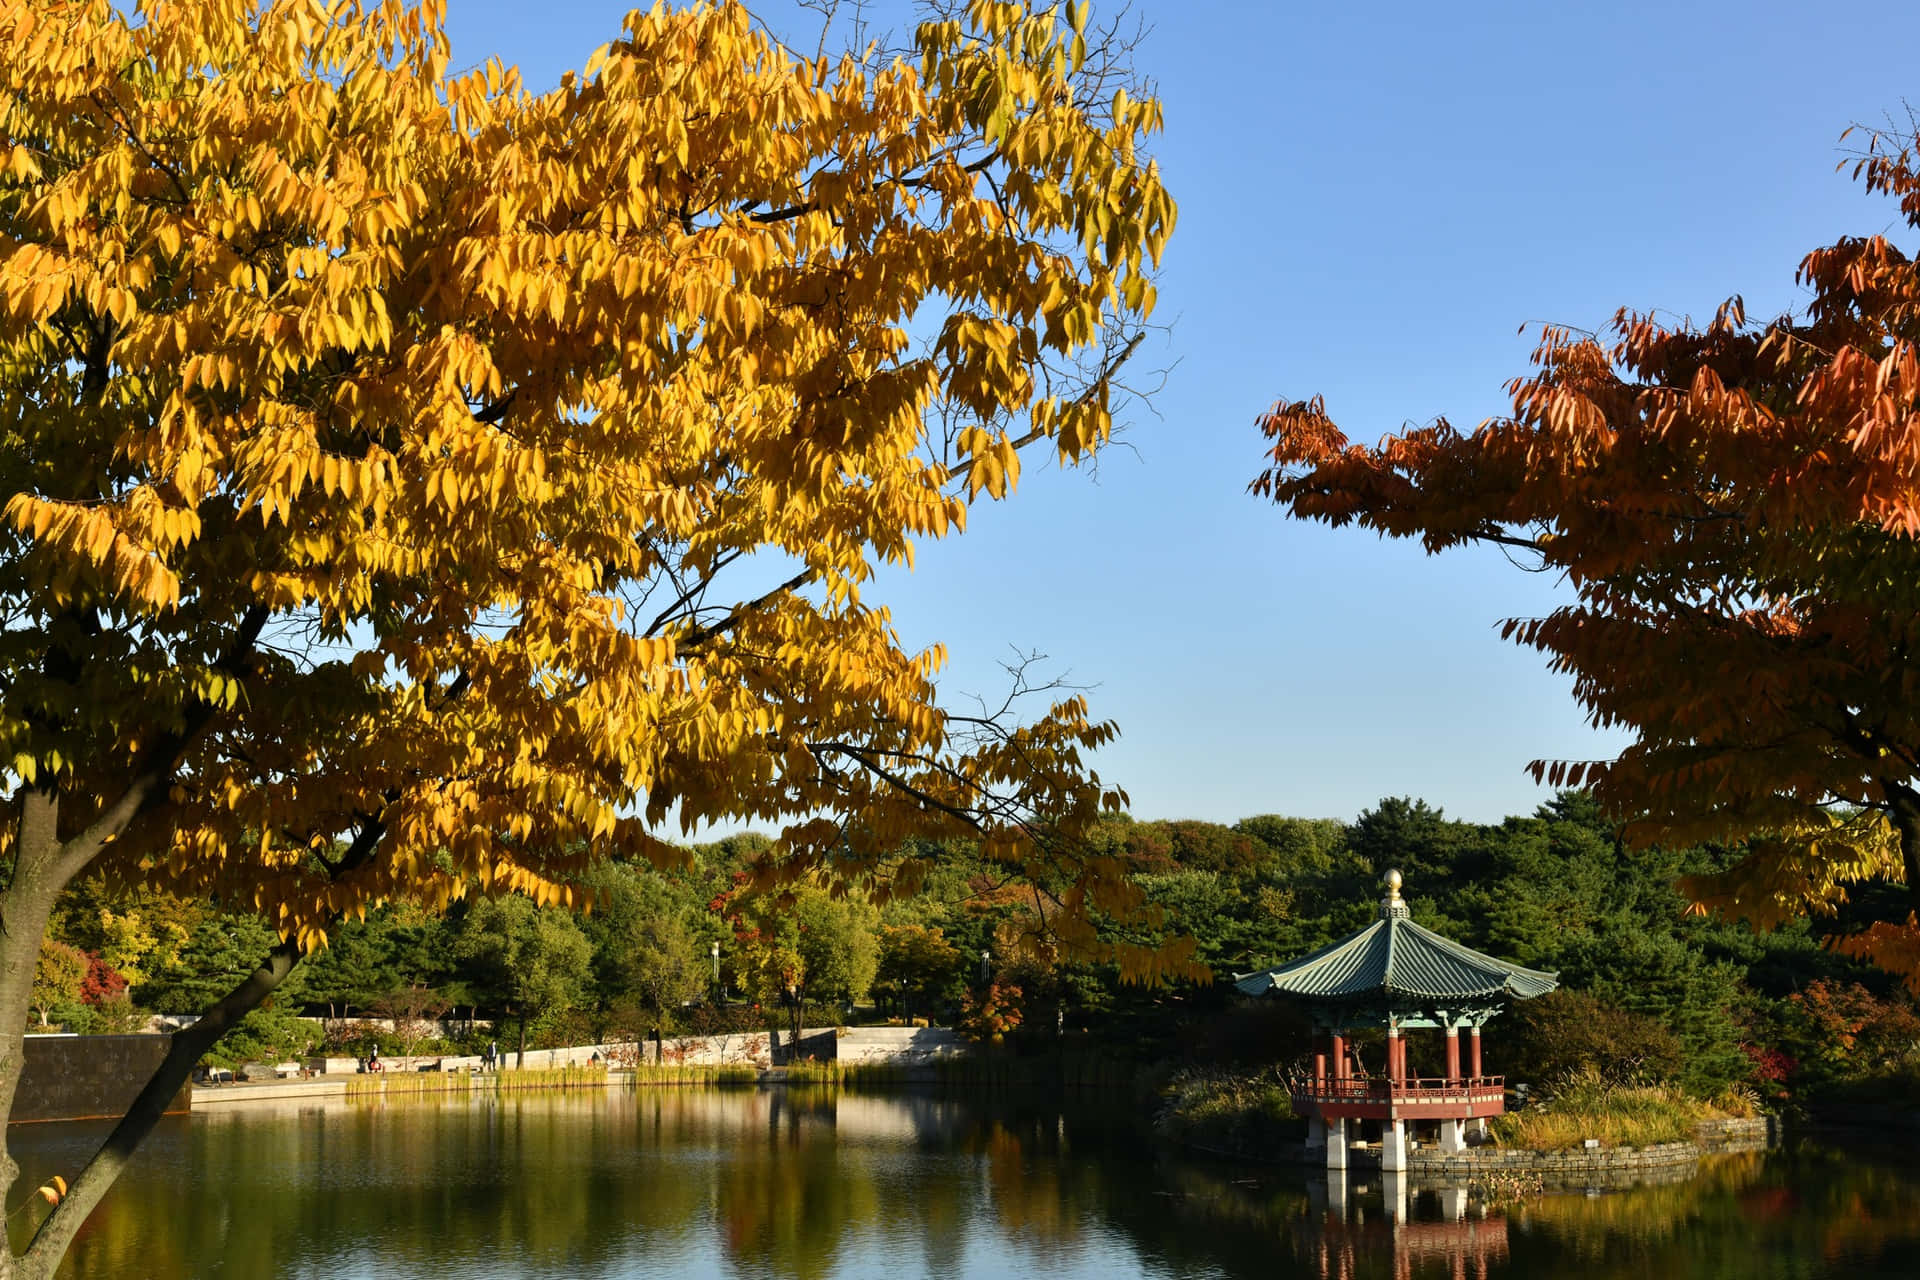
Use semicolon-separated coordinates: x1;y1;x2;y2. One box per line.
1301;1192;1510;1280
1236;870;1557;1170
1302;1171;1510;1280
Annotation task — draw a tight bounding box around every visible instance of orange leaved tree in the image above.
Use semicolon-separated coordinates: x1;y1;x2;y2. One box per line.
1254;120;1920;993
0;0;1177;1270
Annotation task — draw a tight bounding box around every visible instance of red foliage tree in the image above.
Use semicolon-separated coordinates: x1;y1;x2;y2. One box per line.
1254;119;1920;987
77;954;126;1008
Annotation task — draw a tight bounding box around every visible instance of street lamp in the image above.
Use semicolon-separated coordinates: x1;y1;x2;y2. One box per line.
979;949;991;984
711;942;721;997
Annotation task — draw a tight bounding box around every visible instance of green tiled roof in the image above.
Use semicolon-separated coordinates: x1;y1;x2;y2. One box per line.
1234;897;1558;1004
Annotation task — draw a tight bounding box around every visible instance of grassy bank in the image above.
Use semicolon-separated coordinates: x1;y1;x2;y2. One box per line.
1489;1070;1755;1150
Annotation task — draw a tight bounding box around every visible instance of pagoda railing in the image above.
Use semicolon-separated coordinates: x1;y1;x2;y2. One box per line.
1291;1076;1505;1104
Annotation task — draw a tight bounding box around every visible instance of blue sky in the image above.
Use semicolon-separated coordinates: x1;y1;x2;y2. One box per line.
446;1;1920;825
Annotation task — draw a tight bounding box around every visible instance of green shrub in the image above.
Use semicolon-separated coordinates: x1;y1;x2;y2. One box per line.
1499;990;1686;1086
1154;1068;1302;1159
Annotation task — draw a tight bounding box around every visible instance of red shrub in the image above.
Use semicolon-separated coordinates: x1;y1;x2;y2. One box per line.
79;952;127;1007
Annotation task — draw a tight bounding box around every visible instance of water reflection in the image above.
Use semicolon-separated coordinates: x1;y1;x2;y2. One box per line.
6;1091;1919;1279
1296;1171;1508;1280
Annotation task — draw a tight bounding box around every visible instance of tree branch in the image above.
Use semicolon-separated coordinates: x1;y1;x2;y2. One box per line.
947;332;1144;484
51;606;272;883
677;570;811;651
642;549;746;637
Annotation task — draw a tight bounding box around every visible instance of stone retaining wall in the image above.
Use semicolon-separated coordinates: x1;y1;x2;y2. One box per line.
776;1026;968;1066
14;1034;190;1124
311;1031;777;1075
1408;1115;1778;1177
1411;1141;1699;1176
293;1025;975;1076
1697;1116;1777;1145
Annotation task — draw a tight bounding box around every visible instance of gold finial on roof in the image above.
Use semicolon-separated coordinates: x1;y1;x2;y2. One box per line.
1379;868;1410;920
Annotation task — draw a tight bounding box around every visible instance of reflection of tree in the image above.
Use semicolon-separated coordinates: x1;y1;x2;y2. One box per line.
10;1099;1920;1280
1500;1148;1920;1280
711;1099;879;1280
984;1122;1079;1250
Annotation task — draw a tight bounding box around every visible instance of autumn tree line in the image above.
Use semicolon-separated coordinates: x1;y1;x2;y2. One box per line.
25;795;1916;1105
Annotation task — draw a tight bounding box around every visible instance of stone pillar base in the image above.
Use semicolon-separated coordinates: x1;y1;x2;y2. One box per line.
1326;1116;1349;1170
1380;1118;1408;1172
1439;1118;1468;1154
1306;1114;1328;1156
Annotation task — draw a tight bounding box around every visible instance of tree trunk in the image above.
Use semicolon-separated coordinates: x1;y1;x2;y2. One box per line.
0;608;271;1278
19;942;301;1277
516;1015;527;1070
0;781;172;1279
0;793;78;1280
1;775;375;1279
1889;788;1920;916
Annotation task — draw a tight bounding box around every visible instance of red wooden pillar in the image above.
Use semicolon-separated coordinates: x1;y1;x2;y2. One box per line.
1445;1027;1461;1082
1330;1031;1348;1082
1313;1032;1329;1087
1386;1028;1402;1085
1469;1026;1482;1079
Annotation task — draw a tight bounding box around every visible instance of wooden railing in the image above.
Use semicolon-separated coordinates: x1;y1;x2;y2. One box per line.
1292;1075;1504;1103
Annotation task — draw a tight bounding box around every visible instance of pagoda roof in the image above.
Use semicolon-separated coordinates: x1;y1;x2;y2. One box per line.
1234;873;1558;1005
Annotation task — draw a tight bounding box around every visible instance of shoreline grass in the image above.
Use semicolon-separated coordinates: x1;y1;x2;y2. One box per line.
626;1063;760;1087
1489;1069;1742;1150
345;1065;610;1098
778;1061;910;1087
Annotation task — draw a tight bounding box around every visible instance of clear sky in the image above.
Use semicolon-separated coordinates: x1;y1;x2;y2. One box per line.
446;0;1920;826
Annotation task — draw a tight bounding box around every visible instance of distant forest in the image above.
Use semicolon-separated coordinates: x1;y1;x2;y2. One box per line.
31;793;1919;1102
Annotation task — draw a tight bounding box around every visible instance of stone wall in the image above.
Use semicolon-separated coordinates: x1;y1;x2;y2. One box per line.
775;1026;969;1066
13;1033;189;1124
293;1025;973;1075
834;1027;969;1064
1696;1116;1777;1146
1411;1141;1699;1177
1408;1115;1778;1177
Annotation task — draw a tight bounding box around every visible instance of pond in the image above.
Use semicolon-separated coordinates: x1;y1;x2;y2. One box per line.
7;1089;1918;1278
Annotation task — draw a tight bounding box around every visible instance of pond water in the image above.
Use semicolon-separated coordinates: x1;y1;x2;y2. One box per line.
7;1089;1918;1279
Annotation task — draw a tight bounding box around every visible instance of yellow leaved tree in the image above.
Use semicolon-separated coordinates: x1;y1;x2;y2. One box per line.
0;0;1176;1270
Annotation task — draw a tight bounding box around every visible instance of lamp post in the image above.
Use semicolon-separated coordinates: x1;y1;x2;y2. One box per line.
979;949;991;984
711;942;721;999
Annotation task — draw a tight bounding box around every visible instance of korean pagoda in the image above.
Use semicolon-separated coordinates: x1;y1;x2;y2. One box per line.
1234;870;1558;1170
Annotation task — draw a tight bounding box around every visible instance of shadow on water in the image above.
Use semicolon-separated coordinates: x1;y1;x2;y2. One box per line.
8;1090;1920;1279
